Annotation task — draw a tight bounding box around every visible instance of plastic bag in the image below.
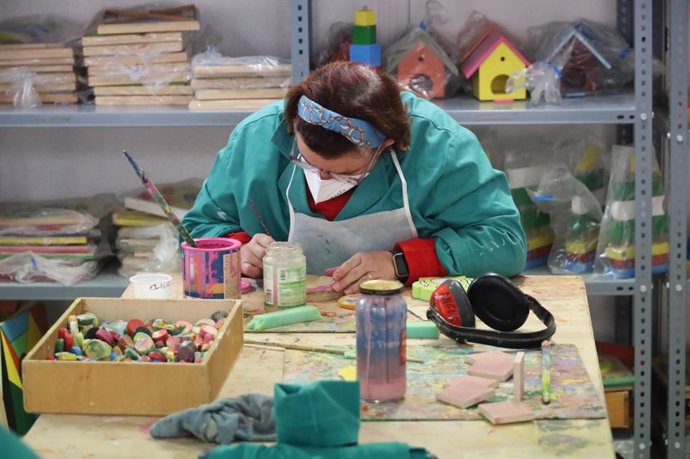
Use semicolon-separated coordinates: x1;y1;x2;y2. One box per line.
0;206;98;236
594;145;668;279
519;19;634;103
528;166;603;274
116;223;181;278
506;61;562;105
0;14;82;46
503;143;556;270
383;0;460;99
0;253;100;285
191;49;291;77
315;22;353;68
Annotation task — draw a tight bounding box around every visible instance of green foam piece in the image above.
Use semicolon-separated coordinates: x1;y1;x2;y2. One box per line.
575;168;605;191
611;175;663;200
510;188;532;207
606;215;667;244
351;25;376;45
406;321;440;339
246;305;323;331
520;208;550;231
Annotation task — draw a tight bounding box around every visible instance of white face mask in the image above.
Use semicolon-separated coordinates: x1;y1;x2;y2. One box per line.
304;169;360;204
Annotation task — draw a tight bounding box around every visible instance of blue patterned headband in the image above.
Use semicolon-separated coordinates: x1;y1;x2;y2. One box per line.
297;95;386;148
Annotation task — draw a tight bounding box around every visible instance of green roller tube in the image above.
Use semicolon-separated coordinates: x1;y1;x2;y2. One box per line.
246;305;323;331
406;321;440;339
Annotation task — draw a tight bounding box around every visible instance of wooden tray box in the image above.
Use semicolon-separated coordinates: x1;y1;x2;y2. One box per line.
23;297;243;415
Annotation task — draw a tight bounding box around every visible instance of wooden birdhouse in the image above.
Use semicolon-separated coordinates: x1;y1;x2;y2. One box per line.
384;30;459;99
545;25;611;95
459;27;529;102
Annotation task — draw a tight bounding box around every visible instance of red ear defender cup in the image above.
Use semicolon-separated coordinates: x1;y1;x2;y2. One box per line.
429;279;474;327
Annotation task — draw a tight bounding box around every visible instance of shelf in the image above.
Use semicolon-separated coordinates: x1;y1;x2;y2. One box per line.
523;266;636;296
0;93;636;128
435;92;637;125
0;105;258;128
0;270;128;301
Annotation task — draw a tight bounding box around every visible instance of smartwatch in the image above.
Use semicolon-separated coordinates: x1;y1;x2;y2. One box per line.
392;251;409;283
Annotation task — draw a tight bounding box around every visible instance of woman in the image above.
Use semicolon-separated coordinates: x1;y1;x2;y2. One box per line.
182;62;526;294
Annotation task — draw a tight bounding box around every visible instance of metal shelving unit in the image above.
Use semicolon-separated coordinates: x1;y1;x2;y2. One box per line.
663;0;688;457
0;2;659;455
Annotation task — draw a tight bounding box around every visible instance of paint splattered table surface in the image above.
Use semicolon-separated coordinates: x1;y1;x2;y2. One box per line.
25;275;615;459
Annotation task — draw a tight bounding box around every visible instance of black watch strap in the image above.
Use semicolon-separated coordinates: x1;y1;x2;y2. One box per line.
392;251;409;283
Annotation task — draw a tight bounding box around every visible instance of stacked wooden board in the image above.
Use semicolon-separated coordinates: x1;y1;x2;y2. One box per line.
0;43;78;105
189;55;291;110
83;4;200;106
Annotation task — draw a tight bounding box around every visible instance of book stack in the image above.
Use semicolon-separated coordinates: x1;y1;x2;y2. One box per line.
114;179;199;277
83;4;200;106
0;206;104;284
0;17;79;106
189;54;291;111
113;210;181;277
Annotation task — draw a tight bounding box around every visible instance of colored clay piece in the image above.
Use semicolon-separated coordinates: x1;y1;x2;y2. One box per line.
245;305;323;331
211;310;228;322
176;342;196;362
126;319;146;336
514;351;525;401
337;294;360;310
133;332;155;355
467;351;515;381
406;321;440;339
56;352;78;361
85;328;98;339
478;400;535;425
436;382;495;409
77;312;99;328
445;375;500;389
152;329;169;344
240;278;253;294
54;338;65;353
84;339;111;360
175;320;194;334
135;326;153;336
124;347;140;360
95;328;115;345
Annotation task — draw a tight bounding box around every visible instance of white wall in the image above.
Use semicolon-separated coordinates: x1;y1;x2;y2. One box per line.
0;1;624;341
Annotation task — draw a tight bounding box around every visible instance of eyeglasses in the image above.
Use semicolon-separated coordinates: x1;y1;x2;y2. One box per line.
289;147;383;186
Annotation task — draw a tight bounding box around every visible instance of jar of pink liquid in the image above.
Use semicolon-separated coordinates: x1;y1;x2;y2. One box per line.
356;280;407;402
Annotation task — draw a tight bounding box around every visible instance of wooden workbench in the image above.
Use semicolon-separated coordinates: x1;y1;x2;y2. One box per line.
23;274;615;458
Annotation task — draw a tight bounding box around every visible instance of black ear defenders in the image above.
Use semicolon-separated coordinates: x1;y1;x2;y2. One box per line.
426;273;556;349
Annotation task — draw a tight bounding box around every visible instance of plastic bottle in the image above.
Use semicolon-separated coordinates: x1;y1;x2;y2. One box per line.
263;242;306;308
356;279;407;402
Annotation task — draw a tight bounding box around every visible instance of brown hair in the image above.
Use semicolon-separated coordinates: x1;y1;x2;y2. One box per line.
285;62;410;158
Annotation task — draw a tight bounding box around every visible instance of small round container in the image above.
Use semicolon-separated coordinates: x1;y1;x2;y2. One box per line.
263;242;306;308
129;273;172;299
356;279;407;403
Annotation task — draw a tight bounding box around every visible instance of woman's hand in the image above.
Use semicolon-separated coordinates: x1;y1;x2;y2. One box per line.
241;233;274;278
330;250;397;294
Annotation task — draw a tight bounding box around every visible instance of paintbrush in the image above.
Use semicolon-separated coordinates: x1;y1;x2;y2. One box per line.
244;338;424;363
248;197;271;237
122;150;198;248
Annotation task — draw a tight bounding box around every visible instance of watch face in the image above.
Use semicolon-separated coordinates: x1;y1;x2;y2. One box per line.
394;253;409;279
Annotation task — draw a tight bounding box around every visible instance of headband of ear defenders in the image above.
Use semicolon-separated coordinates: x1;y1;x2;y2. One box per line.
426;275;557;349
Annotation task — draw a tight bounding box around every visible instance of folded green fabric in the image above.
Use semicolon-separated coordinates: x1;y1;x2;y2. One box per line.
206;442;429;459
274;380;359;447
246;306;323;331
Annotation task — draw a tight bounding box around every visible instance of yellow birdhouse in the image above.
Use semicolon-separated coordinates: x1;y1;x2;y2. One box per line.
460;27;529;102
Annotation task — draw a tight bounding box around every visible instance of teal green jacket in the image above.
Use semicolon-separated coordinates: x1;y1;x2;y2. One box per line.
182;92;526;277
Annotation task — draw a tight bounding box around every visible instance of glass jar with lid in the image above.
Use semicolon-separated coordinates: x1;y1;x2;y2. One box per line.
263;242;307;308
356;279;407;402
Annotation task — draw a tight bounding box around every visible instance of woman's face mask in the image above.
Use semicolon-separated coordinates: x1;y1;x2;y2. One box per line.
290;137;384;203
